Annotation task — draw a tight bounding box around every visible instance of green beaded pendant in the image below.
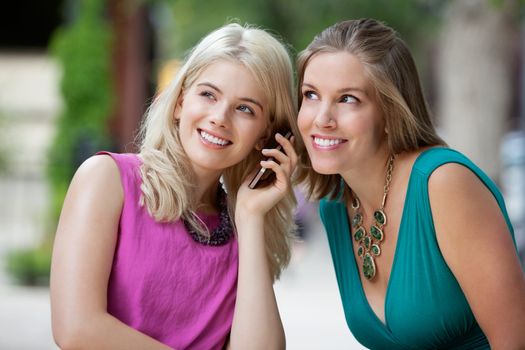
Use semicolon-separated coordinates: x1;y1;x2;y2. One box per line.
352;213;363;228
363;253;376;280
374;210;387;226
350;154;394;281
354;226;365;242
370;225;384;241
363;235;371;249
357;246;364;257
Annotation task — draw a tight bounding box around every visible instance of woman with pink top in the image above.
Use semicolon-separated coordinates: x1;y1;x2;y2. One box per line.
50;23;298;350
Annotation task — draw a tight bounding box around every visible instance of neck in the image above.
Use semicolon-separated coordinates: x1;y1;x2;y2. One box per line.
341;151;391;213
192;166;223;213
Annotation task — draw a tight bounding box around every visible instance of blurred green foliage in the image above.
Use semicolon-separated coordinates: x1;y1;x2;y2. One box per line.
0;114;8;174
165;0;447;60
6;246;52;286
48;0;114;221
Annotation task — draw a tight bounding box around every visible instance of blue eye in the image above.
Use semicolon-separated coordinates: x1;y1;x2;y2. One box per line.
340;95;358;104
237;104;254;115
200;90;215;100
303;91;319;100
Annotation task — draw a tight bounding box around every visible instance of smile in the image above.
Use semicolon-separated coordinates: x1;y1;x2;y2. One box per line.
199;129;232;147
313;136;346;148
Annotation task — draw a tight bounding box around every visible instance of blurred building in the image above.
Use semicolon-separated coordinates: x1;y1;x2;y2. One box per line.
0;54;60;254
0;1;63;257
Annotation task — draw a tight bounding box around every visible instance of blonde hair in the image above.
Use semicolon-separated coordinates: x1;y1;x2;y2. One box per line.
296;18;446;202
137;23;298;279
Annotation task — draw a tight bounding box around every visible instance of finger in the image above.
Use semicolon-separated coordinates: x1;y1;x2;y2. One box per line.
260;160;291;188
285;136;298;170
261;150;292;176
277;134;298;168
261;148;290;168
262;133;294;162
275;133;295;156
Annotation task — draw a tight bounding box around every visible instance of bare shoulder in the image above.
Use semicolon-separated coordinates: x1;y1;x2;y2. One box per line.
71;154;123;198
427;163;525;348
428;161;480;190
74;154;121;182
60;154;125;223
427;162;495;208
427;160;510;252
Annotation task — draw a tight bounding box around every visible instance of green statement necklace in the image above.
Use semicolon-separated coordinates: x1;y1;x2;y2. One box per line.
351;154;395;280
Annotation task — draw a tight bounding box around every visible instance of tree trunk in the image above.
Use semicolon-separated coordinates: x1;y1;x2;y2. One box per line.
437;0;517;181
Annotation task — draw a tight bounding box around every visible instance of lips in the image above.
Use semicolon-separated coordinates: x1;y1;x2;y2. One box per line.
198;129;232;147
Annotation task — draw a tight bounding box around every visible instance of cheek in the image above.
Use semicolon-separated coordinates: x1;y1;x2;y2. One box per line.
242;121;267;148
297;107;313;136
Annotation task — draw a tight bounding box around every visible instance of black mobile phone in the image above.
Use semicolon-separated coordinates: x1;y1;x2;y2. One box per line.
248;131;293;189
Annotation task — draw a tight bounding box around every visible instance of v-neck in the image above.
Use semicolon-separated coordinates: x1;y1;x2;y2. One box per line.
340;149;432;331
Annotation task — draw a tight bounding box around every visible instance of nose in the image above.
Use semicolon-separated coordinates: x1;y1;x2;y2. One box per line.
209;104;229;128
314;104;336;129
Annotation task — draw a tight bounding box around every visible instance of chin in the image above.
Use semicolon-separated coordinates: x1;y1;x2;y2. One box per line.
311;162;339;175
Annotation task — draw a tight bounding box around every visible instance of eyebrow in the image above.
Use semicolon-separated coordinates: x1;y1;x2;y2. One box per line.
197;82;264;112
302;83;368;96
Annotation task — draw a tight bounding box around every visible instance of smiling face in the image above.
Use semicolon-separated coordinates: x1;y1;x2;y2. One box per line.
175;60;269;179
297;51;387;176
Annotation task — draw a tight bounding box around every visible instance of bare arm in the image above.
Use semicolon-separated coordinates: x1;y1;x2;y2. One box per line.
50;155;172;350
228;134;297;350
429;163;525;350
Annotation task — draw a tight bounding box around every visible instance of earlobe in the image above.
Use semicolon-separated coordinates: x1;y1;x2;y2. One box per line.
173;94;184;120
255;128;272;150
255;138;265;151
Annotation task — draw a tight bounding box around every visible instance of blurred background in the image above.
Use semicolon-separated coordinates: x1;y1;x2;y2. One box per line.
0;0;524;348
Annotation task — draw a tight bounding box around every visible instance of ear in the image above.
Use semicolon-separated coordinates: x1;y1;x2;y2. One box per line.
173;93;184;120
255;127;272;150
255;138;266;151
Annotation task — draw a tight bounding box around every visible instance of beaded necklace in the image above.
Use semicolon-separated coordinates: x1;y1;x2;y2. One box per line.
182;186;233;246
350;154;394;280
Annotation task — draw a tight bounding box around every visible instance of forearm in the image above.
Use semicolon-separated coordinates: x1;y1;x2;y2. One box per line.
229;215;285;350
53;311;173;350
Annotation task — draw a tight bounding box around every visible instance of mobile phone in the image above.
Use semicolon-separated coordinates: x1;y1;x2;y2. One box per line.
248;131;293;189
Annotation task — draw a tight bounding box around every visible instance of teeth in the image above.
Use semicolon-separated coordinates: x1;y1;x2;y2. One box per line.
200;130;229;146
314;137;343;147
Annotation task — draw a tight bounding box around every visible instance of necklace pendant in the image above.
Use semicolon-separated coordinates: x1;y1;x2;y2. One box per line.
373;209;387;226
353;226;365;242
352;212;363;228
350;154;395;282
357;246;364;257
371;244;381;256
370;224;384;241
363;253;376;280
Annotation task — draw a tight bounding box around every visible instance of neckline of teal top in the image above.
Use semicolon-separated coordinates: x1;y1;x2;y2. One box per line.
343;147;437;330
321;147;509;349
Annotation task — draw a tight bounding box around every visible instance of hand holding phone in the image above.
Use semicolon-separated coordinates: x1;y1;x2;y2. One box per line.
248;131;293;189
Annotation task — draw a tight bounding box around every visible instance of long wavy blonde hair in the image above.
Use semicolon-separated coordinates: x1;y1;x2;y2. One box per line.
296;19;446;202
137;23;298;279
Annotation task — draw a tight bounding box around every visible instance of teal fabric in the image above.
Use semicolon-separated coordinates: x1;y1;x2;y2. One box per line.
320;148;515;350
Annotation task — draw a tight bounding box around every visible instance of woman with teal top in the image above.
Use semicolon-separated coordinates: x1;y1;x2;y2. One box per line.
296;19;525;349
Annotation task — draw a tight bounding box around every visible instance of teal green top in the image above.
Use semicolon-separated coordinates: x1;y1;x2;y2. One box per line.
320;148;515;350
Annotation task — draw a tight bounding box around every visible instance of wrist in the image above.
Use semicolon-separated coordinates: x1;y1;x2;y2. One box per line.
235;211;264;228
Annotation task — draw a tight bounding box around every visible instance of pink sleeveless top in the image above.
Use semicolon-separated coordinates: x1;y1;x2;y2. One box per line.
100;152;238;350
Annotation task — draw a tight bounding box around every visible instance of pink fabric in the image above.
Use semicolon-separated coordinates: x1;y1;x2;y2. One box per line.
99;152;238;350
